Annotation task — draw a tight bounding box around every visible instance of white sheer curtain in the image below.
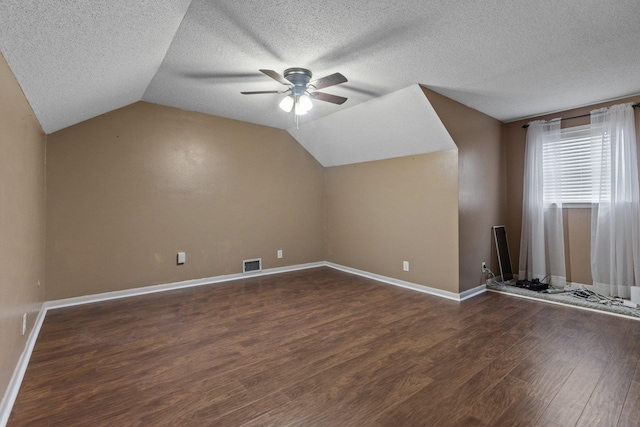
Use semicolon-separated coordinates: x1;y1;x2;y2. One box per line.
590;103;640;298
519;119;567;287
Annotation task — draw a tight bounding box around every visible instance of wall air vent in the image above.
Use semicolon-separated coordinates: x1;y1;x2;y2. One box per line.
243;258;262;274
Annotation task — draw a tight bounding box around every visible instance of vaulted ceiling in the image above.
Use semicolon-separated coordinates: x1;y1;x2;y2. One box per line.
1;0;640;137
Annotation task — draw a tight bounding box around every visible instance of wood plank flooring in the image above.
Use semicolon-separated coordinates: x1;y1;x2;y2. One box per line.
8;267;640;426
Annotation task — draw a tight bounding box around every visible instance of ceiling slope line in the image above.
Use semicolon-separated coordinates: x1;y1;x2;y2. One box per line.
141;0;196;101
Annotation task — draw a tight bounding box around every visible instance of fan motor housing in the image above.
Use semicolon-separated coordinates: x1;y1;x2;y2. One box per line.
284;67;312;87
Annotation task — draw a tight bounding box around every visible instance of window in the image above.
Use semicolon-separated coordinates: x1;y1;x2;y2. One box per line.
542;124;609;204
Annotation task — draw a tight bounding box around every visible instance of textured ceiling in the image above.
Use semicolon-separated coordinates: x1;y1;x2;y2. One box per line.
1;0;640;136
0;0;192;134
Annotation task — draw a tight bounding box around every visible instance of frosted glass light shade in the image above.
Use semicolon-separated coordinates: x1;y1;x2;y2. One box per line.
298;94;313;112
295;101;308;115
279;95;294;112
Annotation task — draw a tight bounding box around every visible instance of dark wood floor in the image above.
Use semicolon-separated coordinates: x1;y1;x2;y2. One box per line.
9;267;640;426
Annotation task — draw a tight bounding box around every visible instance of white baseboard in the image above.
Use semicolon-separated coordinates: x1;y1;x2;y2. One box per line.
0;260;483;426
45;262;325;310
459;283;487;300
325;262;485;302
0;303;47;427
46;261;484;310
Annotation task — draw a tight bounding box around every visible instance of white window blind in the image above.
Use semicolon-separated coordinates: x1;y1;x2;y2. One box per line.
542;124;609;204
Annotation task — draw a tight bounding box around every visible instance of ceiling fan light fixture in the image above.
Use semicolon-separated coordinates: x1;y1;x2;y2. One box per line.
242;68;347;121
279;95;294;112
298;94;313;112
294;99;309;116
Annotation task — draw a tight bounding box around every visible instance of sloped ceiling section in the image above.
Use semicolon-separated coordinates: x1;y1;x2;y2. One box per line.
0;0;192;134
289;84;456;167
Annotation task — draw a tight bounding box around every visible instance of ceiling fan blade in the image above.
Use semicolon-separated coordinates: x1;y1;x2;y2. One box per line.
309;72;347;90
310;91;348;105
259;69;292;86
241;90;287;95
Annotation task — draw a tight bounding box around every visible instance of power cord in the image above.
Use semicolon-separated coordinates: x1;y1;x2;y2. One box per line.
483;267;500;285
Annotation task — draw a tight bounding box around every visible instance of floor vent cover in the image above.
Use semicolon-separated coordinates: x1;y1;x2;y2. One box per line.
243;258;262;273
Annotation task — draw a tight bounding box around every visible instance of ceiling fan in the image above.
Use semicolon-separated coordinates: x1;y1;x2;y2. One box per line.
241;68;348;116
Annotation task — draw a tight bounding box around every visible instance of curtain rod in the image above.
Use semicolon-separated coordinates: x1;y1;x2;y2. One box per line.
521;102;640;129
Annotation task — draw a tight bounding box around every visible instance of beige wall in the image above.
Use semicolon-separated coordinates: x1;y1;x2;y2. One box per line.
423;88;505;291
325;150;460;293
46;102;325;300
0;53;46;400
504;96;640;284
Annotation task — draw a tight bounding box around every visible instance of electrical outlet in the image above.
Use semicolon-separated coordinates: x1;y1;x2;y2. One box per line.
177;252;186;265
482;262;487;272
277;249;283;259
22;313;27;335
403;261;409;272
